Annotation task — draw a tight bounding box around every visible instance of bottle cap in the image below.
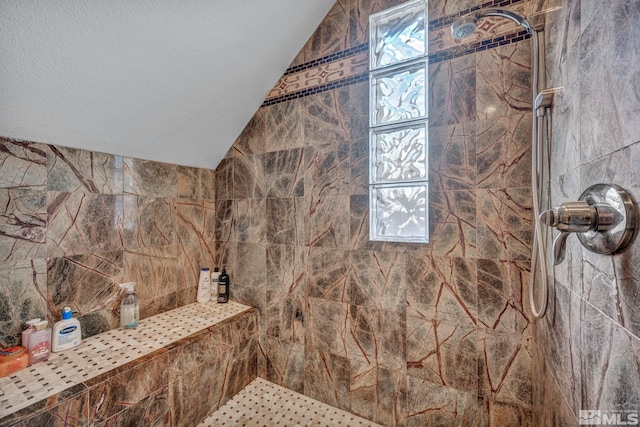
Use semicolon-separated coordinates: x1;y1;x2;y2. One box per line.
33;320;49;331
62;307;72;320
201;267;210;271
119;282;136;294
25;318;41;327
214;267;219;272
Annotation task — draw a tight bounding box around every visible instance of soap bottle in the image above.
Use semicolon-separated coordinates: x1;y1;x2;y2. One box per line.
21;318;40;348
196;267;211;303
119;282;139;329
27;320;51;365
217;268;229;303
210;267;220;300
51;307;82;352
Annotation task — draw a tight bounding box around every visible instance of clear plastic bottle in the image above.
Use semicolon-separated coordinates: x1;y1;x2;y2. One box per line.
119;282;139;329
27;320;51;364
21;318;40;348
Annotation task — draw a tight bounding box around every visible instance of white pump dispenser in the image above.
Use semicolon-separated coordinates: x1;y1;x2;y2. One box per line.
119;282;139;329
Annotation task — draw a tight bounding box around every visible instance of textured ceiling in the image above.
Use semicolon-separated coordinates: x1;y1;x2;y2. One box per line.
0;0;335;169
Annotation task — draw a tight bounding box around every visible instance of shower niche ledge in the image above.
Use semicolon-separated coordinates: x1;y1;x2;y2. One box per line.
0;300;258;426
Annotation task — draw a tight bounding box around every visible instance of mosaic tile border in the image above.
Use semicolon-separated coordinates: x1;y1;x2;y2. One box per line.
0;301;251;420
199;377;383;427
263;1;531;106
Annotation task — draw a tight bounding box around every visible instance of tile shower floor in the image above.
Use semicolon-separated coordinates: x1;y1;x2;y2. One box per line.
199;378;383;427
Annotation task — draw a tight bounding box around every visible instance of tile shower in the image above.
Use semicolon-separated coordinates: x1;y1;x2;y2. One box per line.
0;0;639;427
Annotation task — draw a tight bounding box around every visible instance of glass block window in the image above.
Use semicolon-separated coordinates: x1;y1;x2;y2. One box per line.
369;0;428;243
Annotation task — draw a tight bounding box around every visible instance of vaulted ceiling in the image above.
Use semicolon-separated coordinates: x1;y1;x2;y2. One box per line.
0;0;335;169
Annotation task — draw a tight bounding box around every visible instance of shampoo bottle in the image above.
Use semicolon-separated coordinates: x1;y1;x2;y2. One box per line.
27;320;51;364
52;307;82;352
196;268;211;303
119;282;139;329
217;268;229;303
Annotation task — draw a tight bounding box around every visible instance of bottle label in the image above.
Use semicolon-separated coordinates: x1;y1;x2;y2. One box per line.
218;284;226;294
57;326;79;346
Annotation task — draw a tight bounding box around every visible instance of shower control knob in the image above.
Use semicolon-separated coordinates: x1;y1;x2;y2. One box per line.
539;184;636;265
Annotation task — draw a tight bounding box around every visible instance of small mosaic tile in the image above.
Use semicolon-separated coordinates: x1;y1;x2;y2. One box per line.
0;301;250;420
199;377;383;427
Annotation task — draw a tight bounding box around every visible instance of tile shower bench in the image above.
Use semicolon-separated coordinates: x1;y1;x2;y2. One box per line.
0;301;258;426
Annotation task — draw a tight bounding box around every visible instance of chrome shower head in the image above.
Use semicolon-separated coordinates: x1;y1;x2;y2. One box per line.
450;7;532;39
451;15;478;39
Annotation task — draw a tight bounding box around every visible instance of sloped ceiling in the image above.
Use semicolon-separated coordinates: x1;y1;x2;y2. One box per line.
0;0;335;169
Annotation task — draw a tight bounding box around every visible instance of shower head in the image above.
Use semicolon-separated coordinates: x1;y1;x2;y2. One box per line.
450;7;532;39
451;15;478;39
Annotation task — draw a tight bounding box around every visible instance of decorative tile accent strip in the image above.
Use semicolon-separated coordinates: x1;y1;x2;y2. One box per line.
262;72;369;107
430;30;531;64
266;51;368;100
199;377;383;427
0;301;250;419
262;2;531;106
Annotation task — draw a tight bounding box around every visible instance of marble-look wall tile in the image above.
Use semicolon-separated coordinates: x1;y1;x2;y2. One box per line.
406;254;477;320
234;198;265;243
307;247;349;303
429;54;476;127
579;0;640;164
261;101;305;153
477;258;530;334
233;154;265;199
304;346;351;411
94;387;171;427
199;168;215;200
266;198;304;246
580;301;640;412
214;158;233;201
534;280;582;414
47;145;123;194
478;327;533;407
264;148;305;198
306;195;350;248
428;0;482;21
430;123;477;191
123;196;175;249
406;313;478;392
305;142;350;196
0;259;47;346
177;165;199;199
302;88;351;146
350;358;407;427
0;188;47;262
306;297;350;357
347;305;406;371
47;192;123;258
47;251;122;331
347;82;368;142
302;0;350;62
266;245;305;343
477;113;532;189
349;138;368;196
232;113;267;158
9;390;89;427
214;199;234;243
220;337;258;404
123;245;177;306
176;199;215;244
476;42;532;120
123;158;176;198
349;250;406;313
265;336;305;393
88;354;169;424
407;377;485;427
486;398;533;427
477;187;533;261
0;138;47;189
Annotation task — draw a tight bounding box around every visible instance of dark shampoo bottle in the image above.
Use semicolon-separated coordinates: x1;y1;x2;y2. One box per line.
217;268;230;303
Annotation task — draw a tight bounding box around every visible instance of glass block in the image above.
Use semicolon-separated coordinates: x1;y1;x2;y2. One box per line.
370;183;428;242
371;122;427;183
371;62;427;126
370;0;427;70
